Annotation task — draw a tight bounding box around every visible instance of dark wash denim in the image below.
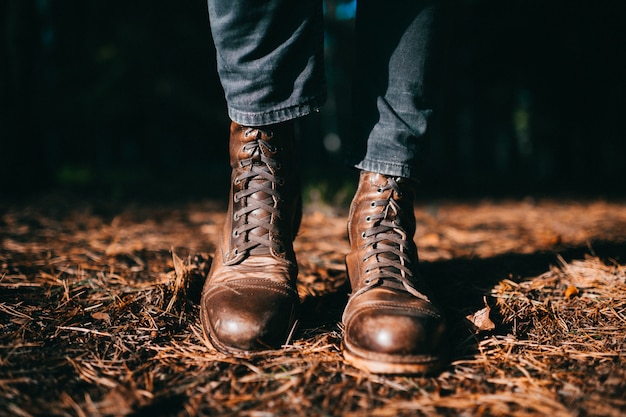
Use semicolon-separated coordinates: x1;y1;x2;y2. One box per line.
208;0;437;180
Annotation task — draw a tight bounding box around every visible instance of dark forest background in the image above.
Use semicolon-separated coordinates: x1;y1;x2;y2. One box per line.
1;0;625;202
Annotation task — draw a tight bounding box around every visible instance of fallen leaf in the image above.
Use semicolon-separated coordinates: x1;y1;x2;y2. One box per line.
466;297;496;332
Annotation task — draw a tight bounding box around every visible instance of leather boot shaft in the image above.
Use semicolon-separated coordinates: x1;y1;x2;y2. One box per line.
346;172;418;294
222;121;302;266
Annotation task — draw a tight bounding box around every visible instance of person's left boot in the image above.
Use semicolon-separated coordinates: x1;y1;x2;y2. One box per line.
200;121;301;354
342;171;448;374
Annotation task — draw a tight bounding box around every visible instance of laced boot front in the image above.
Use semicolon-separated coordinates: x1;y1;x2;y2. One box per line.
342;171;448;374
200;121;301;353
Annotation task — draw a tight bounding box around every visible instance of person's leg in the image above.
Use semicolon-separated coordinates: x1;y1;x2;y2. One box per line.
348;0;437;180
201;0;325;353
208;0;326;126
342;0;448;374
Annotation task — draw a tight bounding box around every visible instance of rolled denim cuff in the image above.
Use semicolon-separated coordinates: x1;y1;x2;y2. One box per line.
228;94;326;126
353;159;417;182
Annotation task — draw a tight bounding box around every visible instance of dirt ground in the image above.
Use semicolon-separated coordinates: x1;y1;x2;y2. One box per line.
1;192;626;416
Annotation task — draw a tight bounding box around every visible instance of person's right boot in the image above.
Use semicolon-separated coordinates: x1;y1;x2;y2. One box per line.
200;121;301;353
342;171;448;374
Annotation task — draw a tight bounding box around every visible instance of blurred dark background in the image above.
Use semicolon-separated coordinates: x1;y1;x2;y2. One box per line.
1;0;625;203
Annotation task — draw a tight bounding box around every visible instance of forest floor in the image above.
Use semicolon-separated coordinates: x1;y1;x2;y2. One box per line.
1;191;626;416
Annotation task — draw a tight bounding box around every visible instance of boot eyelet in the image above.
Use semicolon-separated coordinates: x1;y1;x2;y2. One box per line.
234;213;240;221
361;232;366;238
234;177;241;185
365;216;371;222
370;202;376;207
377;188;383;193
233;230;239;238
233;248;239;255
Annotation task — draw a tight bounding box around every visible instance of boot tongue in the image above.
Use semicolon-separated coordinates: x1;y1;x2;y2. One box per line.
371;188;414;284
246;171;275;256
377;193;404;254
375;230;405;275
235;131;276;257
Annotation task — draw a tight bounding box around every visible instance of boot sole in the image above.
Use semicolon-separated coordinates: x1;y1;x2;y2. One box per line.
342;342;446;375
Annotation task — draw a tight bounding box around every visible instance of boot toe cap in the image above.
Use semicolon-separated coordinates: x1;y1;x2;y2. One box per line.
347;309;446;356
201;282;298;352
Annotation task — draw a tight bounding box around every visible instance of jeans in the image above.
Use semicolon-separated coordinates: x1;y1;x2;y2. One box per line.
208;0;437;180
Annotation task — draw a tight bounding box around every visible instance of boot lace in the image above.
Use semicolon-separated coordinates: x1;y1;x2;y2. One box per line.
359;177;430;302
232;128;285;256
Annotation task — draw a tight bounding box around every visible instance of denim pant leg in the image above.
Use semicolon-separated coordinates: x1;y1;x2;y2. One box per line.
347;1;438;181
208;0;326;126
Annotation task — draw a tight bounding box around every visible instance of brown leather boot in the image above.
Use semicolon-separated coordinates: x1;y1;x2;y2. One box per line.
342;171;448;374
200;121;301;353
